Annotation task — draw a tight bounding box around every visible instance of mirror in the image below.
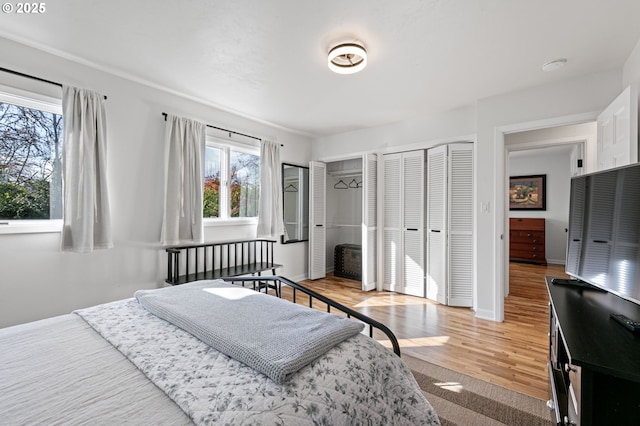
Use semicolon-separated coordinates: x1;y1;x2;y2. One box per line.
282;163;309;244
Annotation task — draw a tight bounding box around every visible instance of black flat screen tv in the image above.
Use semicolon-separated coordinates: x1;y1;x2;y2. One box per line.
566;162;640;305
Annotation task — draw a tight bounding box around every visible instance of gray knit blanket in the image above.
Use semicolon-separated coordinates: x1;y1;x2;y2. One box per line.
134;279;364;384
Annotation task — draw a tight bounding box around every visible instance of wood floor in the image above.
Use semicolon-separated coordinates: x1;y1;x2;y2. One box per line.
289;263;568;401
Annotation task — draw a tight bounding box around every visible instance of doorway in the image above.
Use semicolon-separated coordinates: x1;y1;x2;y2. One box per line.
502;121;595;297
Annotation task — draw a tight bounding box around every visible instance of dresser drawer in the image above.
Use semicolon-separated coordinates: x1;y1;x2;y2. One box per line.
511;239;545;248
510;249;546;262
509;218;546;265
510;242;545;253
510;230;545;243
510;217;545;231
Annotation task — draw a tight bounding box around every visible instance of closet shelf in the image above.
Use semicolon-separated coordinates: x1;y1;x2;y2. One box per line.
327;169;362;178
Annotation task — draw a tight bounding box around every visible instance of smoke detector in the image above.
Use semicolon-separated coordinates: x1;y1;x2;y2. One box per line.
542;58;567;72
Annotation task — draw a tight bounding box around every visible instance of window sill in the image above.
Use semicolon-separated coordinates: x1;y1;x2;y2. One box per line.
203;218;258;227
0;220;63;235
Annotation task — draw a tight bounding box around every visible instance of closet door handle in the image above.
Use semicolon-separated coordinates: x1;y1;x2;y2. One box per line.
406;228;418;231
430;230;441;233
315;224;323;227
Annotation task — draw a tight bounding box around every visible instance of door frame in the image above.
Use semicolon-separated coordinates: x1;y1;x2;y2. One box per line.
312;154;371;289
494;112;598;320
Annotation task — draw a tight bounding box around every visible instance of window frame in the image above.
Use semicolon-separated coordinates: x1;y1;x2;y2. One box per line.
0;84;63;235
204;134;260;227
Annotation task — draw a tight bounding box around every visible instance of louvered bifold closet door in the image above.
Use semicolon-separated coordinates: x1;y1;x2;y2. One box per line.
402;151;425;297
383;153;402;291
309;161;326;279
362;153;378;291
426;145;447;304
447;144;473;307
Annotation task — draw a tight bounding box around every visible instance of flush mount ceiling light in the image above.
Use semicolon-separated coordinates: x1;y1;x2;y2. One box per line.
542;58;567;72
328;42;367;74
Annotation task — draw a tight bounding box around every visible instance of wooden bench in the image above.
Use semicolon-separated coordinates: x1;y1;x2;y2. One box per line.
165;239;282;293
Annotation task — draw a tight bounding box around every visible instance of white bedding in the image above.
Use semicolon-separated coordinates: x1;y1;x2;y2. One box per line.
0;314;193;426
1;294;440;425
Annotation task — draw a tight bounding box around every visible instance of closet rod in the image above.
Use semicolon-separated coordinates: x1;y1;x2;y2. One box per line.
0;67;108;99
161;112;282;146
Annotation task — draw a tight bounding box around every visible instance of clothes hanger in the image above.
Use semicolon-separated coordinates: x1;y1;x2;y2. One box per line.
348;179;359;189
334;179;348;189
285;183;298;192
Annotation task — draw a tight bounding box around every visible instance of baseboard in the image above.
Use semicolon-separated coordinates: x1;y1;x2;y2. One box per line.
362;282;376;291
546;259;565;265
285;273;308;283
475;308;499;321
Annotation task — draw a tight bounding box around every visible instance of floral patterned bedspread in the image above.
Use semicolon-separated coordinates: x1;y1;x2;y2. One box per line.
75;298;440;426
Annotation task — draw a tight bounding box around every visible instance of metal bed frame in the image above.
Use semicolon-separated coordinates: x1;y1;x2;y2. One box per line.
165;239;281;286
223;275;401;357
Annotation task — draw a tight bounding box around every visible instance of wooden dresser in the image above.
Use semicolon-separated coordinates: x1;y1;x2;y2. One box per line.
509;218;546;265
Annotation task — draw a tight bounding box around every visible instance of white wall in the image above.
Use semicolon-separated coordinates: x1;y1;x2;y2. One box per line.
623;39;640;86
314;105;477;159
507;147;573;264
0;37;313;328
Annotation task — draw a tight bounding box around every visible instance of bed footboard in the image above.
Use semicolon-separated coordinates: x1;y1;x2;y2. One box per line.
223;275;401;357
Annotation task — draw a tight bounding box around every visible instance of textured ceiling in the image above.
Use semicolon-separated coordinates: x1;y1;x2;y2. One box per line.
1;0;639;137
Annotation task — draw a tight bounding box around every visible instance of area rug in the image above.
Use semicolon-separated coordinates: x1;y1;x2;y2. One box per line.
403;353;554;426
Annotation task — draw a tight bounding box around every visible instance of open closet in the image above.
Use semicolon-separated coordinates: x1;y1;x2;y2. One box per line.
327;158;363;280
309;144;473;306
309;155;377;291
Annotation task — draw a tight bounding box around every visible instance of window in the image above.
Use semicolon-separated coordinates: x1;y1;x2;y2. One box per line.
0;94;63;221
204;138;260;220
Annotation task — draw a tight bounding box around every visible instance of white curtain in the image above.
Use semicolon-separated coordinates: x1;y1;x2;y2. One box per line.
61;85;113;253
161;114;206;245
257;139;284;238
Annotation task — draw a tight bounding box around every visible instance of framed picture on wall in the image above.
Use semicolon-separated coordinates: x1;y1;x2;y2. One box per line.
509;174;546;210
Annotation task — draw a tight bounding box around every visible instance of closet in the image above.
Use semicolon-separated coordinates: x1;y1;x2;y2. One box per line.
309;155;377;291
426;143;473;307
310;144;473;305
381;150;426;297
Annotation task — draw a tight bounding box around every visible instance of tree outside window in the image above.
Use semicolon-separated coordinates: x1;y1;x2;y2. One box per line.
0;101;63;220
229;150;259;217
203;142;259;219
203;145;221;218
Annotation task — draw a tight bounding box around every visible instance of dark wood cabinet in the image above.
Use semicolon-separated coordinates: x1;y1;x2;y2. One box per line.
509;217;546;265
547;277;640;425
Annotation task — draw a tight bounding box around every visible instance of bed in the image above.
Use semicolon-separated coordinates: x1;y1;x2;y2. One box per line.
0;276;440;425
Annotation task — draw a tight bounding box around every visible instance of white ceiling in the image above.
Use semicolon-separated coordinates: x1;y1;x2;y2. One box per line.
1;0;640;137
